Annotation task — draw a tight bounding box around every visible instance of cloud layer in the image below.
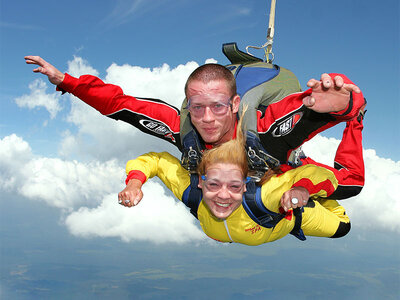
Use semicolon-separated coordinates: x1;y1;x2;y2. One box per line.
3;57;399;244
14;79;62;119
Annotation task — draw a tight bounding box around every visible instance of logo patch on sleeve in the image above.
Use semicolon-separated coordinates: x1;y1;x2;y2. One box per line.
139;119;176;142
271;112;303;137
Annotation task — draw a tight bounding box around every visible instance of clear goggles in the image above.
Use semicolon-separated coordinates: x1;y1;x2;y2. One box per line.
201;175;250;193
186;94;233;118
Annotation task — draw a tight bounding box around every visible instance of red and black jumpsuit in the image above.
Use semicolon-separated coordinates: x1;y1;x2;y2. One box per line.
57;73;365;199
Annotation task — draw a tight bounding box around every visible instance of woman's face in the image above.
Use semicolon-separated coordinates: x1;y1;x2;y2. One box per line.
199;163;246;219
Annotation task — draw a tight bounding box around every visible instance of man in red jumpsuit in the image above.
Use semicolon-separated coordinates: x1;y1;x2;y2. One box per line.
24;56;366;204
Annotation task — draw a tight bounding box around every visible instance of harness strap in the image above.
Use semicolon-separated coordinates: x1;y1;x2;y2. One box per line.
245;0;276;62
242;180;284;228
289;207;306;241
265;0;276;62
182;174;202;219
245;131;281;180
180;130;203;173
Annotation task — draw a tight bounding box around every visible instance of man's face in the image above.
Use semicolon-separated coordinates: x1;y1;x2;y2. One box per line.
186;79;240;146
199;163;246;219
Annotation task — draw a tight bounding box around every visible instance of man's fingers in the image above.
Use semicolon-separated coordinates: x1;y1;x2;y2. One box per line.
343;83;361;94
25;55;41;65
306;78;319;88
333;75;344;89
320;73;332;88
302;96;315;108
33;66;43;73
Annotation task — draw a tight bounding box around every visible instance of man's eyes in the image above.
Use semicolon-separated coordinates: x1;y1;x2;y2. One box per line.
212;103;226;109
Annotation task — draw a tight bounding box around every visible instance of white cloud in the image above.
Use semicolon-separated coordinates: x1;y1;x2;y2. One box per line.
104;61;197;107
14;79;62;119
67;56;99;78
9;57;400;244
0;134;204;243
0;134;122;210
65;183;205;244
303;135;400;233
20;157;123;210
0;134;32;190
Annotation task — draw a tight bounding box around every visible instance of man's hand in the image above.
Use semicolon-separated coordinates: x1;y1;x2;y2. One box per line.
303;73;361;113
25;55;65;85
280;186;310;212
118;179;144;207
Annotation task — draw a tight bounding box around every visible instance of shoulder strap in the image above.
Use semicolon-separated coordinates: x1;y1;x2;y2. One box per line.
242;180;284;228
182;174;203;219
242;180;307;241
180;129;204;173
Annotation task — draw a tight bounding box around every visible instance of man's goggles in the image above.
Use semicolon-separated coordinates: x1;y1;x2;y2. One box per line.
186;94;232;118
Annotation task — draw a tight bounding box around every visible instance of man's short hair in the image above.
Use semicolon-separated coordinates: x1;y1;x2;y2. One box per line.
185;63;237;97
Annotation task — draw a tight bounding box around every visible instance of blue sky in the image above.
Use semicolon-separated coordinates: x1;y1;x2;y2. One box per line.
1;0;399;299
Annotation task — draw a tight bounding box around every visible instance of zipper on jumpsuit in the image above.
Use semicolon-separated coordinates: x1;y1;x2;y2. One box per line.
223;220;234;242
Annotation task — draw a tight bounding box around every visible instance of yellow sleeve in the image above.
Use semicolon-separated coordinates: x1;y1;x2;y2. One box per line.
126;152;190;201
261;164;339;212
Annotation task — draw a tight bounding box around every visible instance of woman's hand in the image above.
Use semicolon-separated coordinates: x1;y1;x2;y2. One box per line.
280;186;310;212
118;179;144;207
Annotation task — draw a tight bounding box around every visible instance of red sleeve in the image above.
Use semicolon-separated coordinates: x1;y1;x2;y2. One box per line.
257;73;365;163
258;73;364;132
58;73;181;132
125;170;147;185
57;73;182;148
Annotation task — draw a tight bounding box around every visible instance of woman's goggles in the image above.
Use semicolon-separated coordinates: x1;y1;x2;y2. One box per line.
201;175;250;193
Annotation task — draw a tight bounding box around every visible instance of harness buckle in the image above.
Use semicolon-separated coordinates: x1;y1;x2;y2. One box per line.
245;131;280;181
181;146;201;173
287;147;306;167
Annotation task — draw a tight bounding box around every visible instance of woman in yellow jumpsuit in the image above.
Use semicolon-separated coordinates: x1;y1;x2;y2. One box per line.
119;124;351;246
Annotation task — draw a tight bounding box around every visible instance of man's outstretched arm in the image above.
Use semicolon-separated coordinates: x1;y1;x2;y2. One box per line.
25;55;182;148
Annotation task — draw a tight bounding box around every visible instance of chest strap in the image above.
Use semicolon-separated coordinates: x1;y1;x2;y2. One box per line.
242;180;284;228
180;130;203;173
182;174;202;219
